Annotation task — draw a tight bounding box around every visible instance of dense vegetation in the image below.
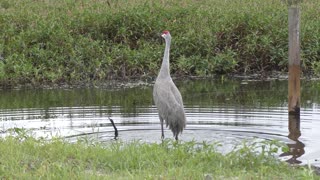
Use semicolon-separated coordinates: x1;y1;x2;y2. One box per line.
0;0;320;87
0;131;318;179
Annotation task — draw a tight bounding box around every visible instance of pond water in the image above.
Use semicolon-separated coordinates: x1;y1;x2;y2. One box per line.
0;79;319;167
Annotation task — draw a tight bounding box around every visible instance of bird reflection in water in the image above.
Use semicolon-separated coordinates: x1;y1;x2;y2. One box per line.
280;114;305;164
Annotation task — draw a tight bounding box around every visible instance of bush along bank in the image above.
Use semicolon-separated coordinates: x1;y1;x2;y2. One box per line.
0;0;320;87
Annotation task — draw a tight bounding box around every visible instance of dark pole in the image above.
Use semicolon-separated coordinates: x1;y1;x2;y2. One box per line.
108;117;118;139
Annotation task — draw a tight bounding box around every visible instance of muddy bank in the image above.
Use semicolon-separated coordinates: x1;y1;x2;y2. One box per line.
1;71;319;90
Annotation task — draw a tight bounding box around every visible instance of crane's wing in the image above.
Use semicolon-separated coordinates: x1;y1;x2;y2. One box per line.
169;79;184;106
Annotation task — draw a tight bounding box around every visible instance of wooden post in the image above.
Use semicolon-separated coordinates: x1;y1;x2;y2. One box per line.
288;7;300;115
288;114;301;141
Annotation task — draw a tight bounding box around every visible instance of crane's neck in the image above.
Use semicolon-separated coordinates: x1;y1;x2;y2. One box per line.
159;37;171;79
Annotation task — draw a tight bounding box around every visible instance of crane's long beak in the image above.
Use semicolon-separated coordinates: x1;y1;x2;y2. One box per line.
161;33;165;38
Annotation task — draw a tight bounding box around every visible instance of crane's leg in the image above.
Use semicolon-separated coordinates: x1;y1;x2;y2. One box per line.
175;135;178;141
160;116;164;139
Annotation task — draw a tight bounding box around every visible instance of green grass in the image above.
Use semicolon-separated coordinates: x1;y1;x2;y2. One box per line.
0;0;320;87
0;131;318;179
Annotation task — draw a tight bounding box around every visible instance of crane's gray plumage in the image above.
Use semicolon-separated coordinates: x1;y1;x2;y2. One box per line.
153;30;186;140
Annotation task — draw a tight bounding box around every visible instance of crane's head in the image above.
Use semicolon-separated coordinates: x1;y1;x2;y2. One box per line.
161;30;171;39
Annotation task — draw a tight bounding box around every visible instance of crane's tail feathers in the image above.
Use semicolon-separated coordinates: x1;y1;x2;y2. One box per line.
166;117;186;138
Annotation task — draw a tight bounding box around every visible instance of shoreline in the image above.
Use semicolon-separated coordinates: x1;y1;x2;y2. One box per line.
1;72;319;90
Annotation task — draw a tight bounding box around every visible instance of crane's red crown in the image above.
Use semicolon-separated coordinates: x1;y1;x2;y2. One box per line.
162;30;170;35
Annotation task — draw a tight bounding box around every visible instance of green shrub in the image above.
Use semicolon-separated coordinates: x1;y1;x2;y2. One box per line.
1;0;320;86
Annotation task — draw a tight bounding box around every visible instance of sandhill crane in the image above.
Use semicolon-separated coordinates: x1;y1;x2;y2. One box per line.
153;30;186;140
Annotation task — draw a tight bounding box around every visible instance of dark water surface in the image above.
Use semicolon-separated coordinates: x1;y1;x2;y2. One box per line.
1;79;319;167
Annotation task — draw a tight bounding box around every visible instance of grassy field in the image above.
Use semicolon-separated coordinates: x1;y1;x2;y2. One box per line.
0;132;318;179
0;0;320;87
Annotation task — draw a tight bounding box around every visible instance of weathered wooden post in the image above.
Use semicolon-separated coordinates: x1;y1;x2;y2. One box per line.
285;2;303;164
288;7;300;115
